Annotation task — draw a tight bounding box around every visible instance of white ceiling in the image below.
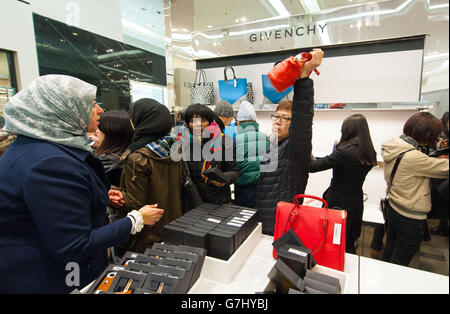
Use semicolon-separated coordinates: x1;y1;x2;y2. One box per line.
120;0;166;54
193;0;390;31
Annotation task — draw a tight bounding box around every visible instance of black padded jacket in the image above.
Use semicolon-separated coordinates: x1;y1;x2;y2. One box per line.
255;77;314;235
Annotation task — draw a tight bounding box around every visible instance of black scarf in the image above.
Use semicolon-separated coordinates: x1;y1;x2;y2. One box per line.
127;98;173;153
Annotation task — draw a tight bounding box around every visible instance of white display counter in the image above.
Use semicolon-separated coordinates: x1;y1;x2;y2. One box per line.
189;232;360;294
359;256;449;294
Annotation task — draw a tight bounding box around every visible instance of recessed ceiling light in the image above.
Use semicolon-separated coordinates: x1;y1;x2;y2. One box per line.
208;25;213;28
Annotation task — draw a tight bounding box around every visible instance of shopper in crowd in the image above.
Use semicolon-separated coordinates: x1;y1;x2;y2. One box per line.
436;111;449;150
0;75;164;293
256;48;323;235
380;112;448;266
116;98;183;254
176;110;186;126
235;101;269;208
94;110;135;187
214;100;237;140
430;111;449;236
183;103;239;205
309;114;378;254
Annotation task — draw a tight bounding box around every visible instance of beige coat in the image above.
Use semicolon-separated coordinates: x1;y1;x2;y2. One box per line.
381;137;448;220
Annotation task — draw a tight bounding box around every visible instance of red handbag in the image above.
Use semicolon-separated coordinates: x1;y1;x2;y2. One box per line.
267;53;320;92
273;194;347;271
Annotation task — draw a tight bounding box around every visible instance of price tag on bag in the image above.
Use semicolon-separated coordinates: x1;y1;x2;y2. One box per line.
333;224;342;245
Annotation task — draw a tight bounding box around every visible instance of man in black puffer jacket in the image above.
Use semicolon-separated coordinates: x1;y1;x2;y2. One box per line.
256;49;323;235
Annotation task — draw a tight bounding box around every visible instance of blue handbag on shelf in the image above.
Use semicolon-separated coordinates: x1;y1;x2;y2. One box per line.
218;66;253;105
262;61;293;104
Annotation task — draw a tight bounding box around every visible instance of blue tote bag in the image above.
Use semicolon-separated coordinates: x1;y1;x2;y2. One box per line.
218;66;253;105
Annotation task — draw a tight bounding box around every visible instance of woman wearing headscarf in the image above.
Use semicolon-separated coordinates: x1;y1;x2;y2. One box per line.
116;98;184;254
0;75;164;293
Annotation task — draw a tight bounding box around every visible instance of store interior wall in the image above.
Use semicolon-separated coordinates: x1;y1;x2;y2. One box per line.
0;1;39;91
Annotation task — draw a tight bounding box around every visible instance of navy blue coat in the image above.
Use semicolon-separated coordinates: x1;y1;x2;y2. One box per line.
0;136;132;293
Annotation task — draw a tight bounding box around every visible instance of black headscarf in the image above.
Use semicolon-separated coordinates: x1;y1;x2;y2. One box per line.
127;98;173;153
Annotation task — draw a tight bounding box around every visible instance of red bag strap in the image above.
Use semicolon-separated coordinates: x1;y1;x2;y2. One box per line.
293;194;328;209
282;194;329;256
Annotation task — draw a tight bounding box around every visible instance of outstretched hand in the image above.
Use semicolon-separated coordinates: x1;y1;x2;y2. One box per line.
297;48;324;79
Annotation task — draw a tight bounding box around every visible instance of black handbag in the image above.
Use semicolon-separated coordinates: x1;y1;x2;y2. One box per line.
380;152;406;227
182;160;203;212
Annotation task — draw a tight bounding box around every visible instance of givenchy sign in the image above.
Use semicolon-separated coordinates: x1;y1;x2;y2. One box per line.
249;23;327;42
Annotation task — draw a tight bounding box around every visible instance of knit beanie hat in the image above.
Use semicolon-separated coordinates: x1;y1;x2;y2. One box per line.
236;101;256;122
214;100;234;117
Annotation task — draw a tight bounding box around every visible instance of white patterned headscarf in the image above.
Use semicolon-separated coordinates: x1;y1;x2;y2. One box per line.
3;75;97;152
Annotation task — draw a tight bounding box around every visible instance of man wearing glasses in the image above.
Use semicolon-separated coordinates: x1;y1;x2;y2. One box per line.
256;49;323;235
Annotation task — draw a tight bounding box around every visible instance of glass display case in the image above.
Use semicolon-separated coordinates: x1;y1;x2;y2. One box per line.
33;13;167;111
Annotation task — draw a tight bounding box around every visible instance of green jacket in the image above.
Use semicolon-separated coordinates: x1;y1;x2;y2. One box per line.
235;121;269;185
118;146;184;253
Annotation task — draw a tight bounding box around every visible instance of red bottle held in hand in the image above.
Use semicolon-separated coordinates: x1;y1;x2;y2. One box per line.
267;53;320;93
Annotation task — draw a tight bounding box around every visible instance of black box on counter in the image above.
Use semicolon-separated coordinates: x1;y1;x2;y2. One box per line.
305;269;341;294
142;273;181;294
119;251;145;267
162;203;258;261
86;264;125;294
152;243;178;253
107;270;147;294
143;248;170;260
134;254;162;267
267;259;305;294
276;244;311;278
162;224;186;245
184;228;208;249
272;228;316;269
207;229;235;260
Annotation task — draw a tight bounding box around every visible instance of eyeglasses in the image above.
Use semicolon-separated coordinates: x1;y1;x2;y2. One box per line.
271;114;292;123
189;118;209;124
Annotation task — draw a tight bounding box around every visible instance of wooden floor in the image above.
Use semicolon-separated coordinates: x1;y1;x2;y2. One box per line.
357;219;449;276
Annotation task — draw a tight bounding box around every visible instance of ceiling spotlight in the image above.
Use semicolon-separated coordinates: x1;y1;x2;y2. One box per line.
207;25;213;28
72;32;78;36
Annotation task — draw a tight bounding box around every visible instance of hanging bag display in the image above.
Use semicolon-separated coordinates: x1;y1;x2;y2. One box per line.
273;194;347;271
218;66;253;106
262;61;293;104
189;70;215;106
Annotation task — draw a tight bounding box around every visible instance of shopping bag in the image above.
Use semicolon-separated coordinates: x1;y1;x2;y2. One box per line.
262;71;293;104
189;70;215;106
218;66;253;105
273;194;347;271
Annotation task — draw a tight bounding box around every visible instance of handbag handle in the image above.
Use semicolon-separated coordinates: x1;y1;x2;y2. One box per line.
195;70;207;86
282;201;328;257
224;66;237;83
293;194;328;209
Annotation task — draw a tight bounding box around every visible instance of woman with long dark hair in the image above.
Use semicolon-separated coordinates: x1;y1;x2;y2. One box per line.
94;110;135;187
309;114;378;254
